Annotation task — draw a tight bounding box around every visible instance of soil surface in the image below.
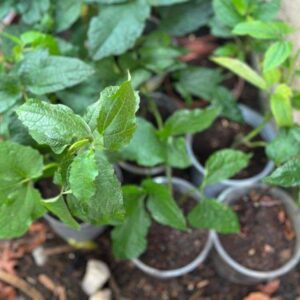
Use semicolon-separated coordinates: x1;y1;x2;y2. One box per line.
10;224;300;300
140;191;207;270
220;188;296;271
192;118;268;180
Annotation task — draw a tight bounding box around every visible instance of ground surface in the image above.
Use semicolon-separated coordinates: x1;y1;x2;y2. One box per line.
1;222;300;300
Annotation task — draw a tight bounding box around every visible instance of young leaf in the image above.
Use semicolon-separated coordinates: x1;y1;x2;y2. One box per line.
16;0;50;25
69;149;99;203
68;151;124;224
212;57;267;90
0;185;46;239
213;0;243;27
233;21;294;39
0;141;43;198
160;106;221;138
175;66;223;99
88;0;150;60
271;84;293;127
18;50;94;95
111;186;150;259
253;0;280;21
120;117;165;167
188;198;240;233
148;0;187;5
263;41;293;72
203;149;251;186
264;158;300;187
166;137;192;168
17;99;91;154
212;86;243;122
143;179;186;230
0;74;22;113
158;0;212;37
97;80;139;151
54;0;82;32
266;126;300;165
42;196;80;229
232;0;248;15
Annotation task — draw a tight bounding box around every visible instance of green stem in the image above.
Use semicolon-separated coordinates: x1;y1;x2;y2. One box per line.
68;138;91;153
43;162;58;172
233;111;272;148
166;164;173;196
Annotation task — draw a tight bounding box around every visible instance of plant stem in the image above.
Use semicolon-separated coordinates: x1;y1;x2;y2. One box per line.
233;111;272;148
166;164;173;195
147;97;164;130
68;138;90;153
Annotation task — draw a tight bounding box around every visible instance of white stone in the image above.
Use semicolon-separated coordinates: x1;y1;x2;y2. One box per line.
82;260;111;296
89;289;112;300
32;246;47;266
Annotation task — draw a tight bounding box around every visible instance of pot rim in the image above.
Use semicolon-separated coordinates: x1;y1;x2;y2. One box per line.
132;176;213;279
213;184;300;280
118;161;165;176
44;213;98;230
186;104;275;186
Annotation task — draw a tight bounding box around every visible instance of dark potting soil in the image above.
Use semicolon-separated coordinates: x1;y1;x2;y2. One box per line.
139;192;208;270
192;118;268;180
220;188;296;271
11;222;300;300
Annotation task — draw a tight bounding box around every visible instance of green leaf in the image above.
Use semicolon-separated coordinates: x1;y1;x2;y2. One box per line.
233;21;294;39
264;158;300;187
212;86;243;122
175;66;223;99
232;0;248;15
68;151;124;224
143;179;186;230
16;0;50;24
120;117;165;167
160;106;221;138
97;80;139;151
54;0;83;32
0;185;46;239
212;57;267;90
148;0;188;5
0;141;43;198
253;0;280;21
88;0;150;60
69;149;98;203
158;0;212;36
203;149;251;186
18;50;94;95
263;41;293;72
266;127;300;165
166;137;191;168
17;99;91;154
271;84;293;127
42;196;80;229
0;74;22;113
213;0;244;27
188;198;240;233
111;186;150;259
20;31;59;55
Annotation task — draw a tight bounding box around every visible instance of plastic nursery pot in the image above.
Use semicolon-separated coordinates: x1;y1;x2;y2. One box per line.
212;184;300;285
119;92;178;177
44;214;106;242
186;104;276;197
132;177;214;279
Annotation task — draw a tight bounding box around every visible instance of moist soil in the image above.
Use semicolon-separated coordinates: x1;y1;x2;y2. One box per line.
140;192;207;270
192;118;268;180
12;224;300;300
220;188;296;271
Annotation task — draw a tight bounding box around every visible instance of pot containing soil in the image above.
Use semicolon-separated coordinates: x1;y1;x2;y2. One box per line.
187;104;276;197
132;177;213;278
36;177;109;242
212;184;300;284
44;214;105;242
119;92;177;177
